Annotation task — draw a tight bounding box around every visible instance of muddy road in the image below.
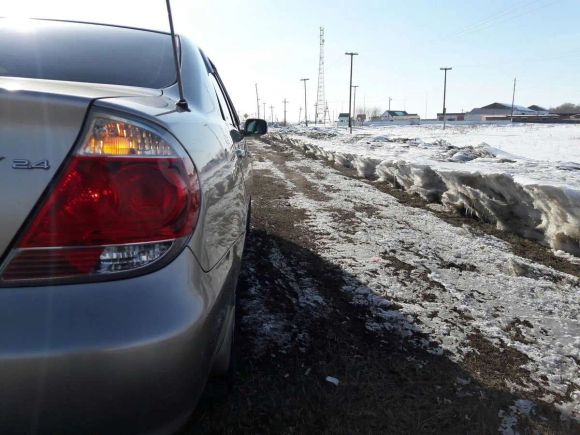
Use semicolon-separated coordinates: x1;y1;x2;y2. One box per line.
182;135;579;434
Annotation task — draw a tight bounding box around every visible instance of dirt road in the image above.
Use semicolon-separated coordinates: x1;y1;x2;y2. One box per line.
182;135;579;434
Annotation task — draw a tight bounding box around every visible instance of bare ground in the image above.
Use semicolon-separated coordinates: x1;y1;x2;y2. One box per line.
180;137;578;434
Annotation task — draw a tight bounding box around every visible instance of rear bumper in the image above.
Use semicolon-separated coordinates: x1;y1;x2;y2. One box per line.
0;248;214;435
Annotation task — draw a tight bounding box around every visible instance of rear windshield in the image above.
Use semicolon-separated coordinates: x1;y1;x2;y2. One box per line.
0;19;176;89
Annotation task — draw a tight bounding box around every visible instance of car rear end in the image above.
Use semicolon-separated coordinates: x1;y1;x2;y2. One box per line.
0;19;223;434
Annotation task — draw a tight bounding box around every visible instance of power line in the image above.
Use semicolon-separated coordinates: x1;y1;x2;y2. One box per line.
454;46;580;69
450;0;555;39
466;1;557;37
448;0;535;37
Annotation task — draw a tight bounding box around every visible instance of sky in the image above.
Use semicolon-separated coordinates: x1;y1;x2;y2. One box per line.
1;0;579;121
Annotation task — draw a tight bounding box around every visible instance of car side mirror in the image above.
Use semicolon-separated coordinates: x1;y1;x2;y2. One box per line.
244;118;268;136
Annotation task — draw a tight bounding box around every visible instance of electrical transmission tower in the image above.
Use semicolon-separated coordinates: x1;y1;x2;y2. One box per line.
315;27;329;124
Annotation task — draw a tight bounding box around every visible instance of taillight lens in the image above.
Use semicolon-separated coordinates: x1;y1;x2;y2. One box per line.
0;111;200;284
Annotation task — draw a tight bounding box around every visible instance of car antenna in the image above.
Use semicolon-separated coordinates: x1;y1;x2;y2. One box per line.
166;0;189;111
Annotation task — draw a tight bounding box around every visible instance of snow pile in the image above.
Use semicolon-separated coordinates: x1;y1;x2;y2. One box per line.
272;124;580;258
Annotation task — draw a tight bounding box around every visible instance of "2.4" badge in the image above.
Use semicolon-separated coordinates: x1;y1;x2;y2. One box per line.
12;159;50;170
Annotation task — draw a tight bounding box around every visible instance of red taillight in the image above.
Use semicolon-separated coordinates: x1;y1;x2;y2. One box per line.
20;156;199;247
0;111;201;284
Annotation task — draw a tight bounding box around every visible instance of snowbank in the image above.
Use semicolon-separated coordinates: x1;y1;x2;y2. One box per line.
270;124;580;258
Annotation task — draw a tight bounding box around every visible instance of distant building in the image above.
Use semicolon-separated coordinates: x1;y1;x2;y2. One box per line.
511;113;580;124
465;102;537;121
380;110;420;122
337;113;350;123
437;112;465;121
528;105;549;115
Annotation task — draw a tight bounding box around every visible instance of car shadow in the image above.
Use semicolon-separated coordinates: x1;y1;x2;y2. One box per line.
182;229;576;435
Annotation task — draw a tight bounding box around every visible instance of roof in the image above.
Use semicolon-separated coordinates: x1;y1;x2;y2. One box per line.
479;102;535;112
338;113;350;117
2;17;172;36
381;110;410;117
528;105;547;111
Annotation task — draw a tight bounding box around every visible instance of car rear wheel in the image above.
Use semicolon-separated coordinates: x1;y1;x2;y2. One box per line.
205;305;235;400
211;308;235;378
245;198;252;235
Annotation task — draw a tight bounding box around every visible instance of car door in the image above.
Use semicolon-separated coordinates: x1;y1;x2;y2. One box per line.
206;72;247;251
213;71;252;214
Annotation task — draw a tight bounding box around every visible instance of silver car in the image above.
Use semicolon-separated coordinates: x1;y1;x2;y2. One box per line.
0;18;265;434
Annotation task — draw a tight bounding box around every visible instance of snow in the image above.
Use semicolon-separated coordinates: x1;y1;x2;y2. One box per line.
360;123;580;163
252;138;580;420
498;399;535;435
274;123;580;257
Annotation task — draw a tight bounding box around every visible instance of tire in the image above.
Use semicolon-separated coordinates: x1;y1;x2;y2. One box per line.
211;308;235;377
245;198;252;235
206;307;235;400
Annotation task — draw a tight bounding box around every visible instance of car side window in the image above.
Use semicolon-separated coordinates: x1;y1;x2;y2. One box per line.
215;73;241;128
209;74;235;128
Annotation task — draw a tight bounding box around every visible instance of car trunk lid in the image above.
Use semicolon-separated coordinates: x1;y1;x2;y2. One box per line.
0;78;161;262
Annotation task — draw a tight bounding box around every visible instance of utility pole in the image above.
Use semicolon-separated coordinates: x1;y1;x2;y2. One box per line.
255;83;260;118
352;85;359;125
440;67;452;130
270;105;274;123
314;102;318;125
510;77;517;122
388;97;392;120
345;51;358;133
262;102;266;121
300;78;310;126
363;96;366;119
283;99;288;126
298;107;302;124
